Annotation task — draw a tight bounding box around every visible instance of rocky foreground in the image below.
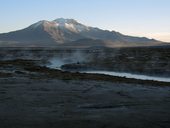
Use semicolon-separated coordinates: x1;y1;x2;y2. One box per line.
0;77;170;128
0;47;170;128
0;59;170;128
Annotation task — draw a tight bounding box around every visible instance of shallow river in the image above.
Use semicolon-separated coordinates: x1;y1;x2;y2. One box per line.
81;71;170;83
48;60;170;83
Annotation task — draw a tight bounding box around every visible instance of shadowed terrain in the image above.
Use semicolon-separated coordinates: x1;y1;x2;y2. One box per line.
0;47;170;128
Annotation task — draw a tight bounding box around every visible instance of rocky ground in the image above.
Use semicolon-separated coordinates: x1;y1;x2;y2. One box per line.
62;47;170;77
0;76;170;128
0;47;170;128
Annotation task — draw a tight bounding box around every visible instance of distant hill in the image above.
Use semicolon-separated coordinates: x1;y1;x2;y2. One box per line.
0;18;167;47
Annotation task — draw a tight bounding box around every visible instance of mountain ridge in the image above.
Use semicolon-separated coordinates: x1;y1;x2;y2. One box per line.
0;18;166;47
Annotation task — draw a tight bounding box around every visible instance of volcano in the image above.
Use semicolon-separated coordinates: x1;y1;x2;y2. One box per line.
0;18;166;47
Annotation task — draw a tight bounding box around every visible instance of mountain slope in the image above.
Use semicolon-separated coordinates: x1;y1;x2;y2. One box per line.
0;18;165;47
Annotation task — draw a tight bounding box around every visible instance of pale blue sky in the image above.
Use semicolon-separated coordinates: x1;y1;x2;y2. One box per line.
0;0;170;42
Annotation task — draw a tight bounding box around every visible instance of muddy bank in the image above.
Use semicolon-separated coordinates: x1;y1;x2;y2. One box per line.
0;59;170;86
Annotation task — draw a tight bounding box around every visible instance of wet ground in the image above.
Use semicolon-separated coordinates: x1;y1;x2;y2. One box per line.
0;47;170;128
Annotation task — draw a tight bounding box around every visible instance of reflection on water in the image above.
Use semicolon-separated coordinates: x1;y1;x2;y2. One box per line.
82;71;170;83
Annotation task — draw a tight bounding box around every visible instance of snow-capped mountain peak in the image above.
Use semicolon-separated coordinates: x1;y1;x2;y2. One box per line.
53;18;78;24
29;18;90;33
53;18;90;33
30;20;50;29
0;18;162;47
